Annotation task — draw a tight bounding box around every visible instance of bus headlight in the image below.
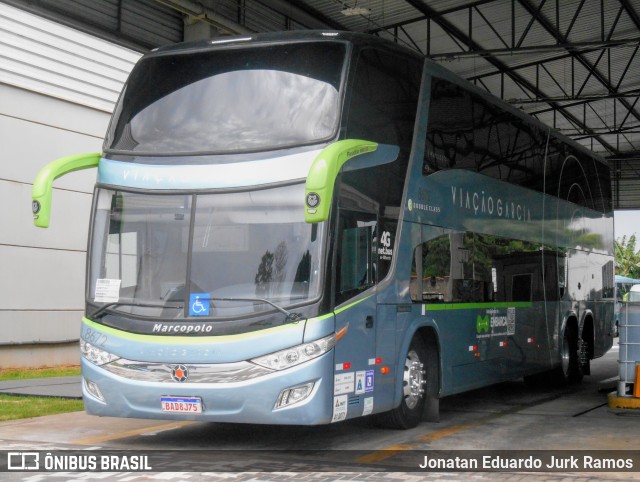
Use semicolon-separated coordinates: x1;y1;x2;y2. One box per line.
251;334;335;370
80;339;120;366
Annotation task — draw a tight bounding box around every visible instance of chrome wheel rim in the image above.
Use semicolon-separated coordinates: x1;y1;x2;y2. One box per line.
403;349;426;409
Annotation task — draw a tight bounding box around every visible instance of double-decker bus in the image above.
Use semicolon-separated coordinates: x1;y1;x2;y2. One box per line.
32;31;615;429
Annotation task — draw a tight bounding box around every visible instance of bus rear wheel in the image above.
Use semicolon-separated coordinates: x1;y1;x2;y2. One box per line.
375;336;428;429
554;329;583;385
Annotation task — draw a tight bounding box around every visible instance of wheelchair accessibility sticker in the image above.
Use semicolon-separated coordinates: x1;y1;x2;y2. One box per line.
189;294;210;316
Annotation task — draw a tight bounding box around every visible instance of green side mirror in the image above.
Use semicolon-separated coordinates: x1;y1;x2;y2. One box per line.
32;153;101;228
304;139;399;223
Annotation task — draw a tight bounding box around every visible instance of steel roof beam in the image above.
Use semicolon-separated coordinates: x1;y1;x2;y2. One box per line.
516;0;640;151
257;0;346;30
428;37;640;61
401;0;616;153
511;89;640;105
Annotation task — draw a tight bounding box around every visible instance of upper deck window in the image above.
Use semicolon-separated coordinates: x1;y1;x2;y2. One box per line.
105;42;346;155
424;76;612;214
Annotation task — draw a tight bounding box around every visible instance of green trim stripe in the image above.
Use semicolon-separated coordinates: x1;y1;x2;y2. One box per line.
82;313;334;344
334;296;371;315
424;302;533;311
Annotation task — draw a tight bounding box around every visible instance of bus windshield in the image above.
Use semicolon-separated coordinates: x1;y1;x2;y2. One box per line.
88;183;325;319
105;41;346;155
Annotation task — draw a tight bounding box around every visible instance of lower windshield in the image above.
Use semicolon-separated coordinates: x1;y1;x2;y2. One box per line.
88;183;324;319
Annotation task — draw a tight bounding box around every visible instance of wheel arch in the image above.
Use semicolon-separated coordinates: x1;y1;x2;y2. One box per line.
561;311;580;345
581;311;595;359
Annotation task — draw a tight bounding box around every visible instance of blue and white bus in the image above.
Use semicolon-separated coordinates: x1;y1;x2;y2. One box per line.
32;31;615;429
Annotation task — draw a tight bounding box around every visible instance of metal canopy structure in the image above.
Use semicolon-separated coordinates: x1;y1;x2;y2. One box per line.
6;0;640;209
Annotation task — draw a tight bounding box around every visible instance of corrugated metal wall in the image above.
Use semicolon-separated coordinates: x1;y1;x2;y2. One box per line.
1;0;183;50
0;2;142;112
0;2;144;367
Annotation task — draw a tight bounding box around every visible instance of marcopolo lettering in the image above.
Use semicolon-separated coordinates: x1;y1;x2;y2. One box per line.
153;323;213;334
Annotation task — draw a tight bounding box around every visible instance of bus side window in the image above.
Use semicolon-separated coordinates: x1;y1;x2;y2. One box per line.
557;251;567;299
511;273;533;302
411;235;452;303
336;209;377;305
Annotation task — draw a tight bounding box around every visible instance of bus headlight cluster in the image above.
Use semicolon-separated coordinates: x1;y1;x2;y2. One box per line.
80;339;120;366
251;334;335;370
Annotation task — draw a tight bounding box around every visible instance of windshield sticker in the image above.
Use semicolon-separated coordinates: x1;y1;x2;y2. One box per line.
378;231;393;261
331;395;348;422
189;294;210;317
94;279;121;303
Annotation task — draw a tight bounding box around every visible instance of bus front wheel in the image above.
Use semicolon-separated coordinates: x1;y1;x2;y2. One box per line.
375;336;429;429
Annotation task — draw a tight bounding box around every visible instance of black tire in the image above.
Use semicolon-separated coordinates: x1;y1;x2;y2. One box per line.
553;329;583;385
375;336;428;429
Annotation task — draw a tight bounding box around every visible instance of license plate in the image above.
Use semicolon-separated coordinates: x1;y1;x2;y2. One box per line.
161;396;202;413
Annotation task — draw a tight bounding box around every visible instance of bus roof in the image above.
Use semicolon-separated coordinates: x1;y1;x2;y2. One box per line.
148;30;422;60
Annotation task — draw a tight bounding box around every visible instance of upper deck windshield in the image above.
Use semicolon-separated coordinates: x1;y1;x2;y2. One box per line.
105;41;346;155
88;183;324;320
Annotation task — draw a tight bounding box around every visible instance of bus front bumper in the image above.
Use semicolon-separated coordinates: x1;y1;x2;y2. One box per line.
81;352;335;425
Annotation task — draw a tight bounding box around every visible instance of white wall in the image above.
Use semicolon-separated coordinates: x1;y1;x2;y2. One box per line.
0;3;140;367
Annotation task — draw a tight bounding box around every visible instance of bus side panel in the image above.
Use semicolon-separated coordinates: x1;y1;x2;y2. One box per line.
563;248;615;359
332;295;378;421
593;300;615;357
402;303;559;397
374;303;399;413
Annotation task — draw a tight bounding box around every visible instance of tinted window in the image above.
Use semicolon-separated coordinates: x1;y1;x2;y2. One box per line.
106;42;346;154
335;208;377;305
512;274;533;302
424;77;611;213
425;78;546;187
345;48;422;151
544;137;613;213
334;47;422;303
411;231;560;303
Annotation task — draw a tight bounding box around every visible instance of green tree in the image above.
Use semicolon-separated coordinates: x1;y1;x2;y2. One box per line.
615;235;640;279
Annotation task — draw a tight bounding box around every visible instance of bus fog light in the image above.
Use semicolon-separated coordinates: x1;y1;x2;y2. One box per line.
275;382;314;409
84;378;105;402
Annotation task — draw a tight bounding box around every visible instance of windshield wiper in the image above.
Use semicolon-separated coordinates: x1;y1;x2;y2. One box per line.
207;297;304;323
91;301;183;320
90;298;303;324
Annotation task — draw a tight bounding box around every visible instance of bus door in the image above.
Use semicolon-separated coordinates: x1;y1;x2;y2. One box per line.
332;206;379;418
494;254;541;376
